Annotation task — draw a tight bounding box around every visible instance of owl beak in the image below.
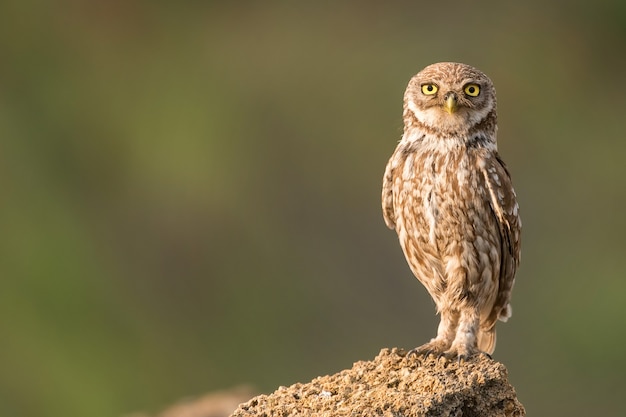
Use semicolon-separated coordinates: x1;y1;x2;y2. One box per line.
444;93;458;114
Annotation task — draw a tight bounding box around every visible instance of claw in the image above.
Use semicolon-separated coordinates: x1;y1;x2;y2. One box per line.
405;340;450;361
440;349;462;363
406;347;432;360
481;351;492;360
440;345;488;363
406;348;420;358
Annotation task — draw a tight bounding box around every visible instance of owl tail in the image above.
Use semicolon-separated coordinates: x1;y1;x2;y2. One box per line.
477;328;497;355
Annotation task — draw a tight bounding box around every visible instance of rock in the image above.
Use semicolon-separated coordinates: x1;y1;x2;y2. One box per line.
231;348;525;417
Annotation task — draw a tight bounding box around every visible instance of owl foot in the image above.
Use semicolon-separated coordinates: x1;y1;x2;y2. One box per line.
441;345;491;363
406;340;450;359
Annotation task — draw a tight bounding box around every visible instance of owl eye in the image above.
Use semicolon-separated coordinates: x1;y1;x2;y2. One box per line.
464;84;480;97
421;84;438;95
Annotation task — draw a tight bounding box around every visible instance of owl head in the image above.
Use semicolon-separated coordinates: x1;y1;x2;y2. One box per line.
403;62;497;138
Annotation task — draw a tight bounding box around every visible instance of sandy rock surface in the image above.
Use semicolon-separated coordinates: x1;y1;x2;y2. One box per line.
231;348;524;417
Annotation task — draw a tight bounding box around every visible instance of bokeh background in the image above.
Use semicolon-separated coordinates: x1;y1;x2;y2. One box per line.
2;1;625;416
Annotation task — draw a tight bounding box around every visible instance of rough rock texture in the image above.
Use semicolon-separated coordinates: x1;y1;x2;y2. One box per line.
231;348;524;417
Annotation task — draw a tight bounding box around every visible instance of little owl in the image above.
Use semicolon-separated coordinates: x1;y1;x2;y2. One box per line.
382;62;521;359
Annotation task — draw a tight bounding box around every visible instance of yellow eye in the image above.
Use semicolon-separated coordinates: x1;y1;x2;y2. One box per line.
421;84;438;95
464;84;480;97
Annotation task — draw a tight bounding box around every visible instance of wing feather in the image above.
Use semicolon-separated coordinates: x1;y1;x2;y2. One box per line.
480;152;521;327
382;145;403;230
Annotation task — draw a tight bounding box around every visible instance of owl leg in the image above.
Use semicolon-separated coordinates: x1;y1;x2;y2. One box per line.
407;310;458;358
443;309;481;360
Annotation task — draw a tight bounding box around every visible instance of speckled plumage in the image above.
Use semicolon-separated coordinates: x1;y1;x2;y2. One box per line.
382;62;521;358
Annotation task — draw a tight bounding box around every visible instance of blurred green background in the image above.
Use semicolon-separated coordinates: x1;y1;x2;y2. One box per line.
2;1;625;416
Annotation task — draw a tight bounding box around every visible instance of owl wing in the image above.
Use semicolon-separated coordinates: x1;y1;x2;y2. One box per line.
382;146;400;230
481;152;521;326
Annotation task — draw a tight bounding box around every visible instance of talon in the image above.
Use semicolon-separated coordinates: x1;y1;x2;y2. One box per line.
406;348;419;358
440;350;459;362
406;340;450;361
441;345;481;363
406;347;431;360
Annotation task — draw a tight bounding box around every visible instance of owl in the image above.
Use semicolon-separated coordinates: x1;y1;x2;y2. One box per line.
382;62;521;359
